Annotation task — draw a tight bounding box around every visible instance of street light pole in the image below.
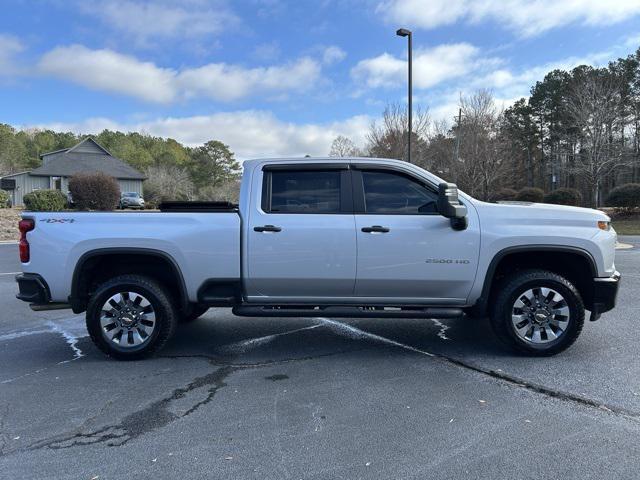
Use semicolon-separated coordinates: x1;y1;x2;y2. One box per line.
396;28;412;163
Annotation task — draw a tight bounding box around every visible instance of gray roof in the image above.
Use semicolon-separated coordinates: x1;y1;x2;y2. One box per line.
31;138;145;180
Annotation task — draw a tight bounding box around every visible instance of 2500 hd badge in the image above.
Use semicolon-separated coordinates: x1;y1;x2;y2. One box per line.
425;258;470;264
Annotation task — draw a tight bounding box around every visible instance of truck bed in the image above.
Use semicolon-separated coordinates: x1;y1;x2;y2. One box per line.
21;210;241;304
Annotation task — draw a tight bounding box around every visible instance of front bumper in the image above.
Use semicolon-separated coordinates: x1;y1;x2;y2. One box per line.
590;271;621;320
121;200;144;208
15;273;50;304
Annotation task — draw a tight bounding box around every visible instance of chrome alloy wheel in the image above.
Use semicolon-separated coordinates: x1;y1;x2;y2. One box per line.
511;287;570;344
99;292;156;348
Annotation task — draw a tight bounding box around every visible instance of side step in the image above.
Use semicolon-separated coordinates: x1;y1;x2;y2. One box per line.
29;302;72;311
232;305;463;319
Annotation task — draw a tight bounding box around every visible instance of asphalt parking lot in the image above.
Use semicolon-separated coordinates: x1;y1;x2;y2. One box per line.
1;238;639;479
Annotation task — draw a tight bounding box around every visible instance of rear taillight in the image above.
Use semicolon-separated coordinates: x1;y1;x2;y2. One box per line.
18;219;35;263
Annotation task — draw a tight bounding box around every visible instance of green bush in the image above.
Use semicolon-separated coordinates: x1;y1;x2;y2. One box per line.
543;188;582;206
607;184;640;211
492;188;518;202
0;189;10;208
516;187;545;203
69;172;120;211
23;189;67;211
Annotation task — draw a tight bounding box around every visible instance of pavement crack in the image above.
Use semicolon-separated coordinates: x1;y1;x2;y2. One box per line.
159;347;365;367
435;355;640;421
313;317;640;422
25;365;235;452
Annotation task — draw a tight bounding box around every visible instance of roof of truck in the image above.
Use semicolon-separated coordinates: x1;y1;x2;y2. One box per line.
241;157;447;185
242;157;407;167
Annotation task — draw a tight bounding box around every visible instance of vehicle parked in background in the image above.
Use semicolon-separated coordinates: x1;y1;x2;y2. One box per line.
119;192;145;209
15;157;620;360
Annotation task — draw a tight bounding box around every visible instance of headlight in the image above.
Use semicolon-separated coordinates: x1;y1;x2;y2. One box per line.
597;221;610;231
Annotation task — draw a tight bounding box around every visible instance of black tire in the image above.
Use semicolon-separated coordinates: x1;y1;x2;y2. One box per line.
490;269;584;356
179;306;209;323
86;274;178;360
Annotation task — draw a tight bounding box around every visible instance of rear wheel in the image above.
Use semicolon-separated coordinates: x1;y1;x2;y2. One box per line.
86;274;177;360
490;269;584;356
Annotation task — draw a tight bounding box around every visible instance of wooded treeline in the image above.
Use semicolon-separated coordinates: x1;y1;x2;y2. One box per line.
0;126;241;205
331;47;640;207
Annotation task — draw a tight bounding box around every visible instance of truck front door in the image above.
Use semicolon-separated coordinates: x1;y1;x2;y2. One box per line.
245;164;357;302
352;167;480;304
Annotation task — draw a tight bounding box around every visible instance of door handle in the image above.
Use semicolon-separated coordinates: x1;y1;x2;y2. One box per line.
254;225;282;233
361;225;390;233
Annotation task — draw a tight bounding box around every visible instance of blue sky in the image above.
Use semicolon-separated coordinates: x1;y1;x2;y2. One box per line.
1;0;639;158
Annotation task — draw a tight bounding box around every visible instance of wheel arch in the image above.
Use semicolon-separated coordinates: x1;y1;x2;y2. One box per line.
70;247;188;314
473;245;598;316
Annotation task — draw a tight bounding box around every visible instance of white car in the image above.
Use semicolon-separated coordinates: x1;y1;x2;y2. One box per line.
15;157;620;360
119;192;145;209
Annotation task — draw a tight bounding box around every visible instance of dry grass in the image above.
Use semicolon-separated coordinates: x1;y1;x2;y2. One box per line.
608;208;640;236
0;208;22;242
612;218;640;235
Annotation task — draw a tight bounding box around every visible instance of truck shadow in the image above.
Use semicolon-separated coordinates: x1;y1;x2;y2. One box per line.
164;310;513;364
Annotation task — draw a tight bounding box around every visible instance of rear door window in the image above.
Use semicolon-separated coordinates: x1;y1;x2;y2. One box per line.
265;170;342;214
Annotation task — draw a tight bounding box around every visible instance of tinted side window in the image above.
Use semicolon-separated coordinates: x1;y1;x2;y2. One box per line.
268;170;341;213
361;170;438;214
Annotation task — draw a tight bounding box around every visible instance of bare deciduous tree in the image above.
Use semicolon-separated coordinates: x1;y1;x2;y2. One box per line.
144;164;195;206
366;103;430;166
454;90;511;200
566;71;627;206
329;135;361;157
197;179;241;203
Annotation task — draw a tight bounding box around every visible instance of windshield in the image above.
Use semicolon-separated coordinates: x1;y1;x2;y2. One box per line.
123;192;139;198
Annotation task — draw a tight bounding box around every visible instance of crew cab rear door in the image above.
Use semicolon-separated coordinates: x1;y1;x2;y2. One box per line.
352;166;480;304
245;164;357;301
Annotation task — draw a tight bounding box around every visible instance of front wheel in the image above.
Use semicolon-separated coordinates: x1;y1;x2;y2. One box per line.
490;269;584;356
86;274;178;360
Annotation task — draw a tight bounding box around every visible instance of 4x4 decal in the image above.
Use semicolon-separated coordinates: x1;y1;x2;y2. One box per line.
41;218;76;224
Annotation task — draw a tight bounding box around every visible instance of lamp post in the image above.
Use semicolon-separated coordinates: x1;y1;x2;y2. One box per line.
396;28;412;163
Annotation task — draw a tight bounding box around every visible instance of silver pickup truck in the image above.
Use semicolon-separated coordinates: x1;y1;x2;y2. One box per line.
15;157;620;359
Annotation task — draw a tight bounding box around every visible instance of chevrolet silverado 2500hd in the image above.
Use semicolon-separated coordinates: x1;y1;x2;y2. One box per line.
15;158;620;359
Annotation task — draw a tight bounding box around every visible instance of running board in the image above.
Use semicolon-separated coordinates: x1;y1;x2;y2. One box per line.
232;305;463;319
29;302;72;311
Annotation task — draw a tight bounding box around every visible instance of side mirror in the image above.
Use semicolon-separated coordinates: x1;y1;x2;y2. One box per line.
437;182;468;230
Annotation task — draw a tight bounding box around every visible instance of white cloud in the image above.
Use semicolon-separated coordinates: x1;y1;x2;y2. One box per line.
472;50;618;101
253;41;281;62
322;46;347;65
0;34;25;76
81;0;239;43
37;45;322;103
351;43;487;89
177;58;321;101
31;111;372;159
422;47;623;125
624;33;640;49
377;0;640;37
38;45;177;103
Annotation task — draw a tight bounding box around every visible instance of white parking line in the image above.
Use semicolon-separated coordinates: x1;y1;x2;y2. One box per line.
314;317;436;357
430;319;451;340
46;320;85;363
0;272;20;276
219;324;321;354
0;328;51;341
